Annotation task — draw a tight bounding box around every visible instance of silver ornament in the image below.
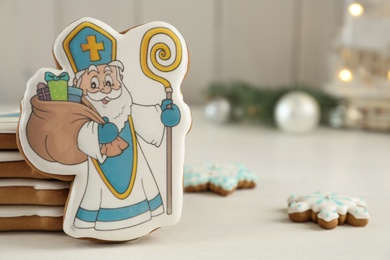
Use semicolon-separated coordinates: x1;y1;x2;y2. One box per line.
204;98;231;124
274;91;320;134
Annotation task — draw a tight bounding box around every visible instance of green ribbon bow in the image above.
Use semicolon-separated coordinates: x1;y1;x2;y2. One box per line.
45;72;70;82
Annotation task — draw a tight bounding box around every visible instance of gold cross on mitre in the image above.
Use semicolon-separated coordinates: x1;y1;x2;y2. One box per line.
62;21;116;73
81;35;104;61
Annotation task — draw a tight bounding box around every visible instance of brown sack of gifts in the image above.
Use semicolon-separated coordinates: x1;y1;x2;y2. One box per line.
25;96;127;165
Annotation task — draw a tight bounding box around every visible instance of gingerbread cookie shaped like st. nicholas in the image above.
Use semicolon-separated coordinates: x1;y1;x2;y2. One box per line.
18;17;191;242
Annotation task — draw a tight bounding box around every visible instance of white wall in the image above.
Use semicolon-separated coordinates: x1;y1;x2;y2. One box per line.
0;0;343;106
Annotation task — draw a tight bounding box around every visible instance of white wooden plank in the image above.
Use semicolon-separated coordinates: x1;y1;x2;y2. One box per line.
299;0;344;86
57;0;137;33
0;0;346;107
221;0;296;87
0;0;56;106
140;0;216;104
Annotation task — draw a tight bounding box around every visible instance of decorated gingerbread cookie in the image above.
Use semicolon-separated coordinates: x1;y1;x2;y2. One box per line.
184;162;256;196
0;179;70;205
18;17;191;242
0;110;19;150
0;151;49;179
0;205;64;231
287;191;369;229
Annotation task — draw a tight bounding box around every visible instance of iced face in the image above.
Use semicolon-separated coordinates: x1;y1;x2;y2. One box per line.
76;63;132;130
78;64;123;106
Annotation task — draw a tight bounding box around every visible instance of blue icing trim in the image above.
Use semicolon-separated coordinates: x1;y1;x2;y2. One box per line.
332;199;344;206
0;113;19;118
210;175;238;190
97;200;149;222
76;207;99;223
183;172;208;186
237;168;257;181
149;194;163;211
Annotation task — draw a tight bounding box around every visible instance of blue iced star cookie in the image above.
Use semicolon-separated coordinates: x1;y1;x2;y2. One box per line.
183;162;256;196
287;191;369;229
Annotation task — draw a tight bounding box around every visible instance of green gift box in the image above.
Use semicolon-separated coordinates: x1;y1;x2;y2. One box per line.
45;72;69;101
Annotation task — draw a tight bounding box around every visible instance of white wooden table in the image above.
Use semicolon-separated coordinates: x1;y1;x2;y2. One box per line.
0;107;389;259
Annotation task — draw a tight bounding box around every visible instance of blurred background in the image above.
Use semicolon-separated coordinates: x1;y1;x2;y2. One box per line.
1;0;390;132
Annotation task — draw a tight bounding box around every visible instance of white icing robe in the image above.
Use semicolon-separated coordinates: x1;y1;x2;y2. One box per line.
74;104;165;231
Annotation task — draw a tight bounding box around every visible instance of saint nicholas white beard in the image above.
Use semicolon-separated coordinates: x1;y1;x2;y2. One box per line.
86;88;133;132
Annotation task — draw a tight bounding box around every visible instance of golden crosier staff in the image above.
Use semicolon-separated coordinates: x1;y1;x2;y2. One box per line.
140;27;182;215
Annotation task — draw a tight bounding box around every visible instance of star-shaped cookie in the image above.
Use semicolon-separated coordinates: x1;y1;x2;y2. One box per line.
287;191;369;229
183;162;256;196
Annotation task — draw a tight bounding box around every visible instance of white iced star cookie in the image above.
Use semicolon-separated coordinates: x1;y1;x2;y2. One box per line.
183;162;256;196
287;191;369;229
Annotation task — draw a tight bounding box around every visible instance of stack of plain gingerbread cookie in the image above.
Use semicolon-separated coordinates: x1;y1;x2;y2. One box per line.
0;110;70;231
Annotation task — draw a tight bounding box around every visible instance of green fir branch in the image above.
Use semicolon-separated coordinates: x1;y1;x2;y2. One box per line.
205;81;340;126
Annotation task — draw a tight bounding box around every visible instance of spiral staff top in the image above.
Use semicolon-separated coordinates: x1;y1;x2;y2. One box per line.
140;27;183;215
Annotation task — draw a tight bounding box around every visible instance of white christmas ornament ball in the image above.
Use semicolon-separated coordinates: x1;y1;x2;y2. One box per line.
204;98;231;124
274;91;320;134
